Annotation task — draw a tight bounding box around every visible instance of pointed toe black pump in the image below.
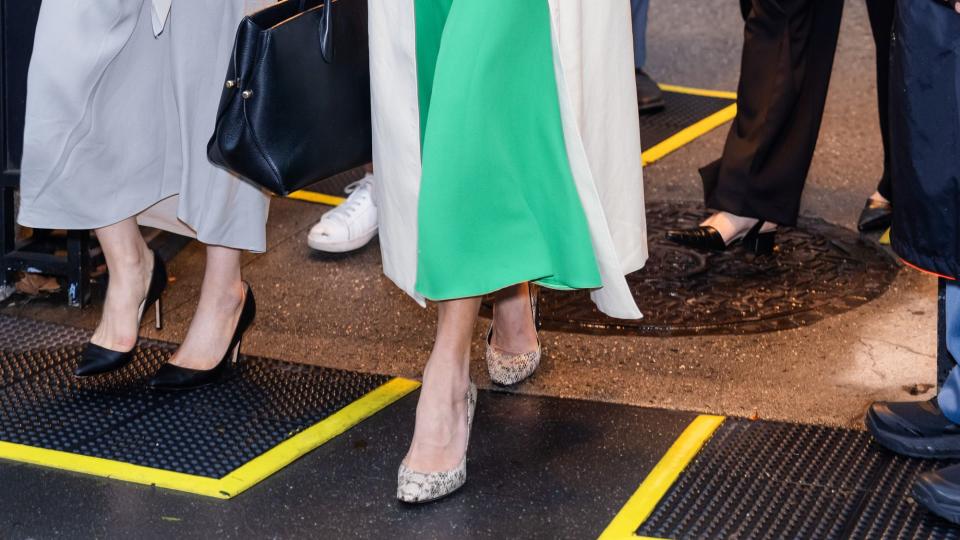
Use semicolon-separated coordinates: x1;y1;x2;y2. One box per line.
666;220;776;255
857;197;893;232
75;250;167;378
148;283;256;392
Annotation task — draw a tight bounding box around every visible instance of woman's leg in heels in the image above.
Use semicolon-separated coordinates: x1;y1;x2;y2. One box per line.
404;297;480;472
167;245;245;370
91;218;154;352
491;282;539;354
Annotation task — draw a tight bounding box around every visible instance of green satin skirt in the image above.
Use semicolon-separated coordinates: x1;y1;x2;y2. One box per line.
414;0;601;300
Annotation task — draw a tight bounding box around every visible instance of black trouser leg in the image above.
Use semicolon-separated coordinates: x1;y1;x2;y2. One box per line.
700;0;844;226
866;0;895;201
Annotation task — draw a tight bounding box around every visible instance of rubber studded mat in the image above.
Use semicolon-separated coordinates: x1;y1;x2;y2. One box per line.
0;314;417;499
640;86;736;165
637;418;960;539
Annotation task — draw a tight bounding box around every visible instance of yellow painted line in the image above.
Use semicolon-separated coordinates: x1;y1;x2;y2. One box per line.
0;377;420;499
0;440;225;495
879;227;891;246
291;86;737;192
641;103;737;167
218;377;420;498
658;83;737;100
599;415;726;540
287;190;346;206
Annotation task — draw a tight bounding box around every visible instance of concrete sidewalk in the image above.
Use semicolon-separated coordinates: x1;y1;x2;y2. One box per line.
2;0;937;429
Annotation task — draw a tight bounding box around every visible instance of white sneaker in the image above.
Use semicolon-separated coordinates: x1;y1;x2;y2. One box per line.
307;174;379;253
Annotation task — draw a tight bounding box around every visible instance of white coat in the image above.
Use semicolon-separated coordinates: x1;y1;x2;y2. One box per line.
368;1;648;319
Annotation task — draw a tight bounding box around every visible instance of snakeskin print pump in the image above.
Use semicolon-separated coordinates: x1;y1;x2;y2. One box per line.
486;286;541;386
397;383;478;503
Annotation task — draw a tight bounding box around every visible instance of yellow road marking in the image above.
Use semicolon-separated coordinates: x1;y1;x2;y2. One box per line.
0;440;225;494
641;104;737;167
880;227;891;245
289;85;736;198
657;83;737;100
599;415;726;540
0;377;420;499
287;190;346;206
219;377;420;498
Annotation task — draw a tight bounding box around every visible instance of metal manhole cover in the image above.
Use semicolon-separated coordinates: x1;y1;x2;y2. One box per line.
492;201;900;337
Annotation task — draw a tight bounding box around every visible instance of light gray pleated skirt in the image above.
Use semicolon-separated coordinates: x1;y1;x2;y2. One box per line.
17;0;270;252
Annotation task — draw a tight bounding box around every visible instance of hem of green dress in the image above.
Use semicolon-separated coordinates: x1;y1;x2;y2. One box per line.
415;272;602;302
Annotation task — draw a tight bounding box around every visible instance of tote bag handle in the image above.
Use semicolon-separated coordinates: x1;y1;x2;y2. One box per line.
295;0;335;62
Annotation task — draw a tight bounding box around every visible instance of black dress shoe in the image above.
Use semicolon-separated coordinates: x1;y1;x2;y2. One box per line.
865;398;960;459
636;69;665;114
666;220;776;255
75;250;167;378
857;197;893;232
914;463;960;525
148;283;256;392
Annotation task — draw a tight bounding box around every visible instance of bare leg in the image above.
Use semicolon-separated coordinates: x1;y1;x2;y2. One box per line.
403;297;480;472
91;218;153;352
167;245;245;370
491;282;539;354
869;191;890;204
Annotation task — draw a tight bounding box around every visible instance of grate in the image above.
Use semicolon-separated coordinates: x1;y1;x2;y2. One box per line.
493;201;898;337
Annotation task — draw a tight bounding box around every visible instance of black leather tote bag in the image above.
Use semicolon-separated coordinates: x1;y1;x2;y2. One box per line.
208;0;371;196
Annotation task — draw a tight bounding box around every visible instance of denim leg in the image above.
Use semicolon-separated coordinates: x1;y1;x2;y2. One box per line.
631;0;649;69
938;281;960;423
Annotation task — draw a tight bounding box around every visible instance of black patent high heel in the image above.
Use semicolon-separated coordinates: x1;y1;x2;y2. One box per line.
148;283;256;392
666;219;777;255
741;221;777;255
75;250;167;378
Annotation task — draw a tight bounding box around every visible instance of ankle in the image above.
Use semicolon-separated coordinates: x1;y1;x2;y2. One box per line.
203;280;245;313
111;333;138;352
110;250;151;285
422;358;470;395
702;212;759;242
869;191;889;204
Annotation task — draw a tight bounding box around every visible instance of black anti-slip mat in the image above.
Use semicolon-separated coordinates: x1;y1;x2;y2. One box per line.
638;418;960;539
0;314;396;492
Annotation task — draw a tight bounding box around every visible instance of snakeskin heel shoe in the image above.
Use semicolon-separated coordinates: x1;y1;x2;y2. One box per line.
397;382;478;504
486;287;541;386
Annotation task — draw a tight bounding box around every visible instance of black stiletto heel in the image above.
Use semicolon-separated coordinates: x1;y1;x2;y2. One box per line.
742;222;777;255
148;283;256;392
154;296;163;330
75;250;167;378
